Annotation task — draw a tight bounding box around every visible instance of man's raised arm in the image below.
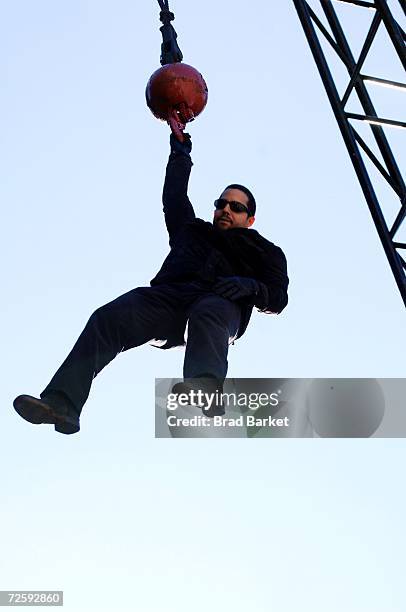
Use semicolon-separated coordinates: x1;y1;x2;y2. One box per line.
162;133;196;246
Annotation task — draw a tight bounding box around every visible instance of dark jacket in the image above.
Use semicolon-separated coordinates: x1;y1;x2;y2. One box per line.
150;151;289;347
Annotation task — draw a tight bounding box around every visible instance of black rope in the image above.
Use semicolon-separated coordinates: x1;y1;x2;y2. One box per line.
156;0;183;64
157;1;174;26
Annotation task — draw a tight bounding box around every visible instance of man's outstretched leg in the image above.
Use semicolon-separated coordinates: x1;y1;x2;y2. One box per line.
13;286;185;434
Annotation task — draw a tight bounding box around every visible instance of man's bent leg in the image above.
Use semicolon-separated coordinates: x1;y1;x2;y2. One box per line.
40;286;184;415
179;294;240;416
183;294;241;381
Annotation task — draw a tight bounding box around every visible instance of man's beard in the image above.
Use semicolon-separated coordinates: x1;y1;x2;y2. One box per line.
215;216;232;229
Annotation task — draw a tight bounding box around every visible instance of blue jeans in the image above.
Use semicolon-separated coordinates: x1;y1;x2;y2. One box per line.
41;282;241;414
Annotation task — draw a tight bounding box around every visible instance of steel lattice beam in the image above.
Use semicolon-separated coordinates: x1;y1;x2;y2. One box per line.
293;0;406;307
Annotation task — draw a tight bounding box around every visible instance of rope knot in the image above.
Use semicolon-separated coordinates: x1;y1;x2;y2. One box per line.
160;10;175;25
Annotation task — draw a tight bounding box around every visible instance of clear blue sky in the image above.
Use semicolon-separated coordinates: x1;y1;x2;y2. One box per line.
1;1;405;610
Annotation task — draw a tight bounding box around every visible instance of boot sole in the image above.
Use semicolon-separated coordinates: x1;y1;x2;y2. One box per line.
13;395;80;435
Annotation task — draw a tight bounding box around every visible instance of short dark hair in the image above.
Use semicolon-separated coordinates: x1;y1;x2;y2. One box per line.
223;184;256;217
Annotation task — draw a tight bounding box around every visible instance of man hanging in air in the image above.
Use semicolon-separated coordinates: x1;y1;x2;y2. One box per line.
13;132;289;434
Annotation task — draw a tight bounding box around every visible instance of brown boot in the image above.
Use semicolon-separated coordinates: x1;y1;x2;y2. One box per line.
13;394;80;435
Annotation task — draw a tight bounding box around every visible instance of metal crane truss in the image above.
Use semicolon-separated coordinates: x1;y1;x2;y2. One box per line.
293;0;406;306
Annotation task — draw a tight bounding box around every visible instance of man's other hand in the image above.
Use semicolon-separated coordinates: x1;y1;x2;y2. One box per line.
213;276;259;300
170;132;192;156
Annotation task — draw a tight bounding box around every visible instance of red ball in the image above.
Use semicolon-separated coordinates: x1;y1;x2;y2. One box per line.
146;62;208;125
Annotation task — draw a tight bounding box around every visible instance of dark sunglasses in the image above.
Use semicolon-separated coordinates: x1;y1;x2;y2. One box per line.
214;198;249;214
